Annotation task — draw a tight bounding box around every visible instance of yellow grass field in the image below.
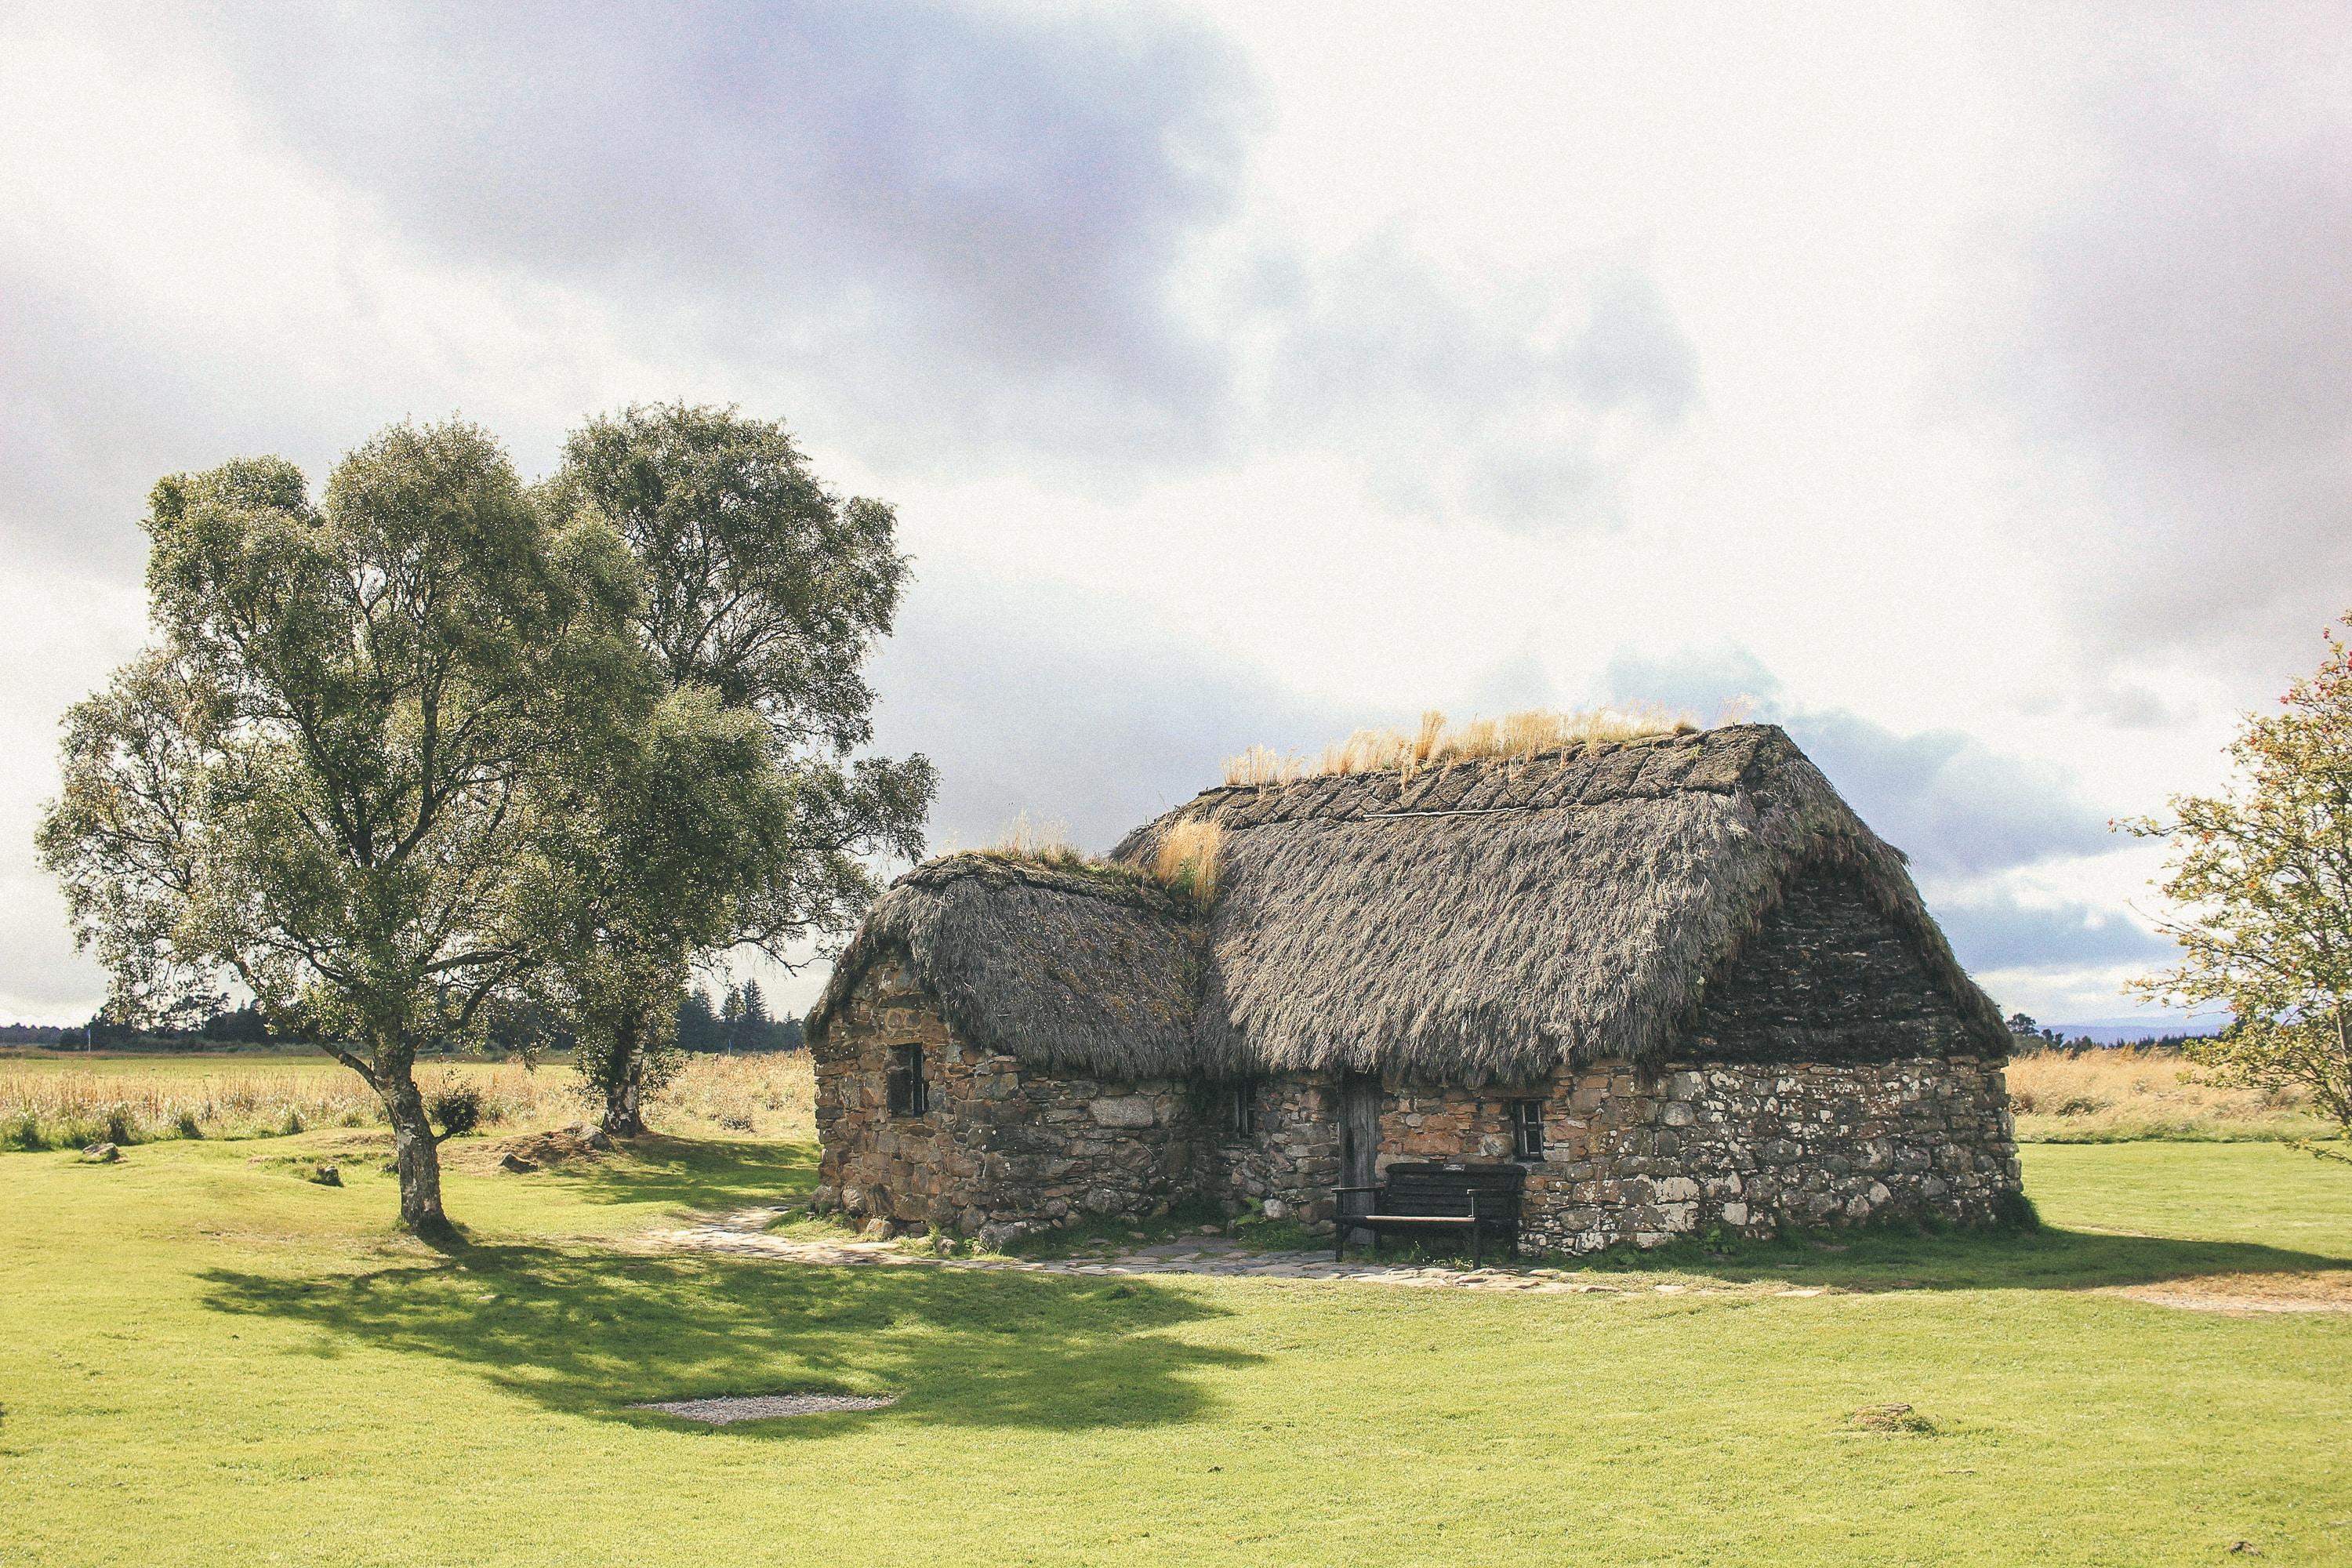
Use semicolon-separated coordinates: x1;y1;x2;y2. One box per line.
0;1050;814;1149
2005;1047;2328;1142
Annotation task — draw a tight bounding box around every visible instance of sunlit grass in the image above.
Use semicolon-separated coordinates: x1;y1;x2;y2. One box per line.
2007;1047;2329;1143
1;1124;2347;1566
0;1050;814;1149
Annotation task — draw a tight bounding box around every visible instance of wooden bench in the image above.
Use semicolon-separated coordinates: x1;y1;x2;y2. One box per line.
1333;1162;1526;1261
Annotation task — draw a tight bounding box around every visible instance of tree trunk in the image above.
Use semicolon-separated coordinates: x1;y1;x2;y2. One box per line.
377;1062;452;1241
601;1011;647;1138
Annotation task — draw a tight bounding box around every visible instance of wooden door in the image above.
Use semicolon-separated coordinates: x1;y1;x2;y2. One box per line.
1337;1072;1381;1225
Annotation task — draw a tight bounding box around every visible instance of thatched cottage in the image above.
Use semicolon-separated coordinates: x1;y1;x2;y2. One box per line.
808;724;2020;1254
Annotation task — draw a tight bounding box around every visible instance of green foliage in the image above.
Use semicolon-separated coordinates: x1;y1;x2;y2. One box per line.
675;987;723;1052
426;1083;485;1141
2125;612;2352;1130
699;982;800;1053
36;419;652;1233
538;405;932;1128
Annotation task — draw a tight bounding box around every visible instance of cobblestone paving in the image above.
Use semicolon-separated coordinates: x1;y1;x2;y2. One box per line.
641;1207;1793;1295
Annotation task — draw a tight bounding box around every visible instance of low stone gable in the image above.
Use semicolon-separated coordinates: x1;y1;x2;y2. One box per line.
813;951;1197;1247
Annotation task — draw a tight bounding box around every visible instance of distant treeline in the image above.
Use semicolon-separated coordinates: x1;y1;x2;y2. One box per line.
2;1004;274;1051
2005;1014;2209;1054
674;981;804;1054
4;982;807;1056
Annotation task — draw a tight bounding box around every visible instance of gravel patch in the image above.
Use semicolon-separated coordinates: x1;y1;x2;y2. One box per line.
630;1392;900;1424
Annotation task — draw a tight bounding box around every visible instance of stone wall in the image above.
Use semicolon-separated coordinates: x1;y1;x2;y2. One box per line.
1688;869;1986;1062
1197;1076;1341;1227
1511;1055;2016;1252
812;949;1200;1246
815;920;2020;1254
1201;1058;2017;1254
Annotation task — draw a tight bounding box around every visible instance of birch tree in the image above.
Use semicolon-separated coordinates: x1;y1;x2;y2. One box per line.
544;404;933;1133
38;423;646;1236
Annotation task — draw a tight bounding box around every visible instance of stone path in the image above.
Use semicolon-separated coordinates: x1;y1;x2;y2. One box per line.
641;1206;1780;1295
643;1209;2352;1312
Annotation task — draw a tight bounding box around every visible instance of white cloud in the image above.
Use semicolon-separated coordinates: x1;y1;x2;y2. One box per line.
0;1;2320;1027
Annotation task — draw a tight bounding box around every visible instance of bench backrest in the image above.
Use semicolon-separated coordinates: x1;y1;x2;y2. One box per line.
1379;1162;1526;1228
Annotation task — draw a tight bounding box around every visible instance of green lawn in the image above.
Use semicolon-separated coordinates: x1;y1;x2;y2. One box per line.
2;1127;2347;1566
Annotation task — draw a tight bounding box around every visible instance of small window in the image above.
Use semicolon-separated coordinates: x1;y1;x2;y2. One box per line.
886;1044;928;1116
1508;1098;1544;1161
1225;1080;1255;1139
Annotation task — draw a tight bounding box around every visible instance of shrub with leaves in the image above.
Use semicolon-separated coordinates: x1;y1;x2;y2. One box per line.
426;1082;486;1142
2124;612;2352;1131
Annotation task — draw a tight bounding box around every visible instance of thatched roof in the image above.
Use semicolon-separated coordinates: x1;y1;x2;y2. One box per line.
810;852;1205;1077
811;724;2009;1082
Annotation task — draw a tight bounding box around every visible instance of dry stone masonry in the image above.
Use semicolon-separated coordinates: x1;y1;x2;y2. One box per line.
810;727;2025;1257
814;953;2018;1256
815;953;1198;1250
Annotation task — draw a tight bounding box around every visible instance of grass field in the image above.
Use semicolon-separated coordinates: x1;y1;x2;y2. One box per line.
2006;1047;2328;1143
0;1051;814;1147
2;1067;2349;1566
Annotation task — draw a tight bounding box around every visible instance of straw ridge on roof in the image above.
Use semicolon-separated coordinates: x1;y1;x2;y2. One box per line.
810;725;2009;1082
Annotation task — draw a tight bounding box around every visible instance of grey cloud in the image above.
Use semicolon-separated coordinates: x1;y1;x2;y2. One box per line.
1596;644;1780;722
866;577;1356;855
0;251;506;576
1974;5;2352;672
1602;645;2114;879
0;262;219;577
1787;710;2114;880
200;0;1257;467
34;4;1699;535
1932;892;2171;975
1257;243;1698;525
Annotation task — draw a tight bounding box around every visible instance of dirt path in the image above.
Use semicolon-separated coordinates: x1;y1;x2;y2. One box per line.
2105;1271;2352;1315
641;1205;1781;1296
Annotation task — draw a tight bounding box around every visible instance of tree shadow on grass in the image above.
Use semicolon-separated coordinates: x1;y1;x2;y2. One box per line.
543;1133;817;1211
1573;1221;2352;1294
199;1244;1254;1437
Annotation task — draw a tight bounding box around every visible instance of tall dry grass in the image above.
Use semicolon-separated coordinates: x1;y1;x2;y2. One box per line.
1152;818;1223;905
982;811;1224;906
654;1051;815;1137
2005;1047;2327;1142
989;812;1075;858
0;1051;816;1149
1223;705;1699;786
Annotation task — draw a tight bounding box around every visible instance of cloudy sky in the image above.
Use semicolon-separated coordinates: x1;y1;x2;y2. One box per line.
4;1;2347;1028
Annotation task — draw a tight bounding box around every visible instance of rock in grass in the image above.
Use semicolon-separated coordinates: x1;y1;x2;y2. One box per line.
80;1143;120;1163
310;1163;342;1187
499;1152;538;1174
566;1122;615;1152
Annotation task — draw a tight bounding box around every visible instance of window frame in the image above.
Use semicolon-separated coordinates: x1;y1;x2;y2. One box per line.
886;1042;929;1117
1508;1098;1545;1162
1225;1080;1255;1140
